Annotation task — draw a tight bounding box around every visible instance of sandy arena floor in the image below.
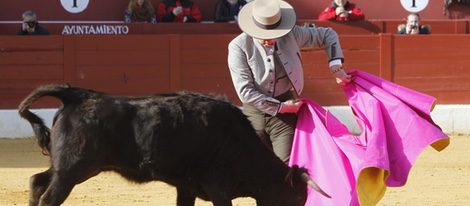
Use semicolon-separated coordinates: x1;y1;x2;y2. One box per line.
1;135;469;206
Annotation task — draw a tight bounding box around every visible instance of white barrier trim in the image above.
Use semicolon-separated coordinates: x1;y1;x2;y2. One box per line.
1;105;467;138
1;109;57;138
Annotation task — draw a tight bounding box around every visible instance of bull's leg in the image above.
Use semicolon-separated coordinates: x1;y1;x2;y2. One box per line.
37;173;76;206
176;186;196;206
201;180;233;206
205;193;232;206
255;199;272;206
37;154;101;205
29;168;53;206
210;199;232;206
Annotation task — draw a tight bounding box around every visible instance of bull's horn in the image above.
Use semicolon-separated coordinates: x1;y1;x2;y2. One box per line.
300;173;331;198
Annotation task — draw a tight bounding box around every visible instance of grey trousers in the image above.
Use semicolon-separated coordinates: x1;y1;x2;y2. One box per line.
242;92;297;163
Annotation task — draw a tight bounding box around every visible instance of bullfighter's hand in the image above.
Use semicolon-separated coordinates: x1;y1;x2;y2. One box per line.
330;65;351;86
278;99;303;114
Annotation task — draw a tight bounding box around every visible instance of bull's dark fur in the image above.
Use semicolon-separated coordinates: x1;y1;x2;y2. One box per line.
19;84;309;206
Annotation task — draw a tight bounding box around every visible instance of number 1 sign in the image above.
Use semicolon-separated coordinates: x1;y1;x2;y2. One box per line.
61;0;89;13
400;0;429;13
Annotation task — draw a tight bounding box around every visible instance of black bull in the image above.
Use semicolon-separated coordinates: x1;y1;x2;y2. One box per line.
19;84;329;206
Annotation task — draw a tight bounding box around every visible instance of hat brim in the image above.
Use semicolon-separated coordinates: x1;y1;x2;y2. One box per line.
238;1;296;40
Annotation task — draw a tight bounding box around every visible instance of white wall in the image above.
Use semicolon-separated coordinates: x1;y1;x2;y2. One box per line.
1;109;56;138
1;105;468;138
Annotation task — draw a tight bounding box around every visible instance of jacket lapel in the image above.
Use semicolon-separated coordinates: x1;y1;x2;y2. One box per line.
252;37;268;61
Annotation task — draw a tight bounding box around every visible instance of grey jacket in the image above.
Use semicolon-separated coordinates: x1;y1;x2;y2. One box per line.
228;25;344;116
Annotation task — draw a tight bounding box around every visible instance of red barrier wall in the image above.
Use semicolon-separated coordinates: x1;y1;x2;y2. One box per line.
1;20;468;36
1;34;470;109
393;35;470;103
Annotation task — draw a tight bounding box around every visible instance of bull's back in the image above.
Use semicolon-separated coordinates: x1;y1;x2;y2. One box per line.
53;90;270;167
159;93;274;168
143;93;254;157
127;92;264;165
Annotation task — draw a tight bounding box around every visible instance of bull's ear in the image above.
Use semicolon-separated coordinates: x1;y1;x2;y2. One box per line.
285;165;306;187
284;166;296;187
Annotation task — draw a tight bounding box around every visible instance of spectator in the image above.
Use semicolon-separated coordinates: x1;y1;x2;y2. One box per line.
214;0;246;23
318;0;365;21
124;0;157;23
17;10;49;35
397;13;431;35
157;0;202;23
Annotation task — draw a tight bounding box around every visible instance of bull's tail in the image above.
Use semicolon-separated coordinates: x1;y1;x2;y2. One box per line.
18;84;73;155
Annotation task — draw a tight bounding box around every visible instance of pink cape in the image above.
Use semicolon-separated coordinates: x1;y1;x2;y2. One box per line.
289;70;450;206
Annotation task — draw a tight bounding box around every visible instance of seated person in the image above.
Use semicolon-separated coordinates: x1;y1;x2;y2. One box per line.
157;0;202;23
318;0;365;21
397;13;431;35
214;0;246;23
124;0;157;23
17;10;49;35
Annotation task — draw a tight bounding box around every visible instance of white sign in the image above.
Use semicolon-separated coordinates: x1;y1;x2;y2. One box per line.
61;0;90;13
62;25;130;35
400;0;429;13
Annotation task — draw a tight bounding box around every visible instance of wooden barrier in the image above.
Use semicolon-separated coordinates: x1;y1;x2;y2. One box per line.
1;34;470;109
1;20;468;36
393;35;470;103
383;20;469;34
299;20;384;35
0;23;243;36
0;36;64;108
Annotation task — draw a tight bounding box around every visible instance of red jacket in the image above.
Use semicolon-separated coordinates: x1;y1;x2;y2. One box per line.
318;2;365;21
157;0;202;23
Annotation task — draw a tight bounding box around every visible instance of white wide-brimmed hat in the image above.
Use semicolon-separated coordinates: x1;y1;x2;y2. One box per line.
237;0;297;40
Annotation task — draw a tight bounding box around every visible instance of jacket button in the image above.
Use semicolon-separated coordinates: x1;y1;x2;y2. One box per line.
267;58;271;62
269;70;273;72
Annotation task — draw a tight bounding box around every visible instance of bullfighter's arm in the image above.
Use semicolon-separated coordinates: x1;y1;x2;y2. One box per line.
291;25;344;64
